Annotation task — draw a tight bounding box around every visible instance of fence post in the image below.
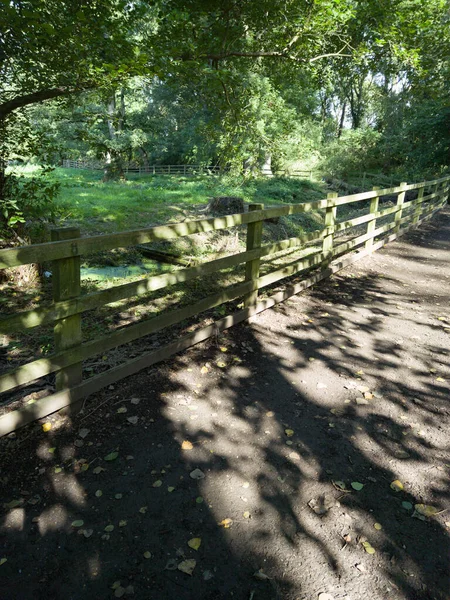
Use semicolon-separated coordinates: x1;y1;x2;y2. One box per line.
365;187;380;253
413;186;424;226
322;192;337;264
394;182;407;234
244;203;264;309
51;227;82;405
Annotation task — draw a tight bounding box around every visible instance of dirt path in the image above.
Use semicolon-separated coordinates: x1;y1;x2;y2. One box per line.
1;208;449;600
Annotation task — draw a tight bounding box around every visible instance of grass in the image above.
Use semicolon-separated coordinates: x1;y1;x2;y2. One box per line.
9;166;327;235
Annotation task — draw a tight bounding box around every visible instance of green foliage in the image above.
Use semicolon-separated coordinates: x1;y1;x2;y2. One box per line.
1;167;60;238
321;129;383;179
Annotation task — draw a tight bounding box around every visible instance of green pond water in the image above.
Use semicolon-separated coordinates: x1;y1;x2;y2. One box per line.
80;260;172;281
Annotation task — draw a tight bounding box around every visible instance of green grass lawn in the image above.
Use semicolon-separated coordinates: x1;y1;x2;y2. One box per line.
48;167;328;235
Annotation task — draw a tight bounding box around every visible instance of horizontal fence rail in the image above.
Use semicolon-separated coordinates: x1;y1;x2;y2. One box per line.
0;174;448;435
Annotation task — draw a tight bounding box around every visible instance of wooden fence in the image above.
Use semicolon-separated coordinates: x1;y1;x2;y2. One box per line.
61;159;313;179
0;176;449;435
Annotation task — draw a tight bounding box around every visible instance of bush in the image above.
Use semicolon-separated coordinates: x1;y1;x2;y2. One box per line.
321;128;383;179
0;166;60;240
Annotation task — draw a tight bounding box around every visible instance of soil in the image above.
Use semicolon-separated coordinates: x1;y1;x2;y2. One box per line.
1;208;449;600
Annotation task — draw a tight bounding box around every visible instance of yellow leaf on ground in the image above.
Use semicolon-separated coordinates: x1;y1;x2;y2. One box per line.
143;551;151;559
362;541;376;554
177;559;196;575
415;504;438;517
181;440;193;450
374;523;382;530
188;537;201;550
390;480;404;492
0;558;7;566
285;429;294;437
152;480;162;488
201;366;209;374
218;518;232;528
42;422;52;432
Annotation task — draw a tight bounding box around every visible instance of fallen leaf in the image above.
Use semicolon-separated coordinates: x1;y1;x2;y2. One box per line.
104;452;119;462
351;482;364;491
104;524;114;532
168;487;175;493
218;518;232;528
390;480;404;492
216;361;226;368
220;346;228;352
119;520;127;527
95;490;103;498
415;504;438;517
152;480;162;488
71;520;84;528
130;397;140;404
4;499;22;509
83;529;93;538
402;501;413;510
190;468;205;480
42;422;52;432
93;466;105;474
178;559;196;575
117;407;127;414
436;377;445;383
143;551;151;559
188;537;201;551
355;398;369;405
115;493;123;499
114;586;125;598
195;496;203;504
127;416;138;425
253;569;272;581
362;541;376;554
79;428;90;439
243;511;251;519
357;386;370;393
181;440;193;450
0;558;7;566
285;429;294;437
200;366;209;374
333;480;348;491
139;506;148;514
374;523;382;530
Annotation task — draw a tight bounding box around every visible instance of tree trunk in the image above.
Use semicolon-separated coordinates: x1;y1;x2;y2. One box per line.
337;101;346;138
103;92;125;181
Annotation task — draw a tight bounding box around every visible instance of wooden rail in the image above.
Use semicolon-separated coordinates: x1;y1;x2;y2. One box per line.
0;175;448;435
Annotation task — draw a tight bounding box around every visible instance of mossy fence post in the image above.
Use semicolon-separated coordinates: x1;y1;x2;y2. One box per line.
365;186;380;252
413;186;424;226
244;203;264;309
323;192;338;265
395;182;407;233
51;227;82;409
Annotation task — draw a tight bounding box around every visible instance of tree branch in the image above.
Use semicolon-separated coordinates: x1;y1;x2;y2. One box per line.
0;87;90;120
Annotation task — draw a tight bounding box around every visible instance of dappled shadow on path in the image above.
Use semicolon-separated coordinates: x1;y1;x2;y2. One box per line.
1;211;449;600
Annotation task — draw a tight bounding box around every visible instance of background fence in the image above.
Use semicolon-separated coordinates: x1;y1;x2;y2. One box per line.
61;159;314;179
0;175;448;435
